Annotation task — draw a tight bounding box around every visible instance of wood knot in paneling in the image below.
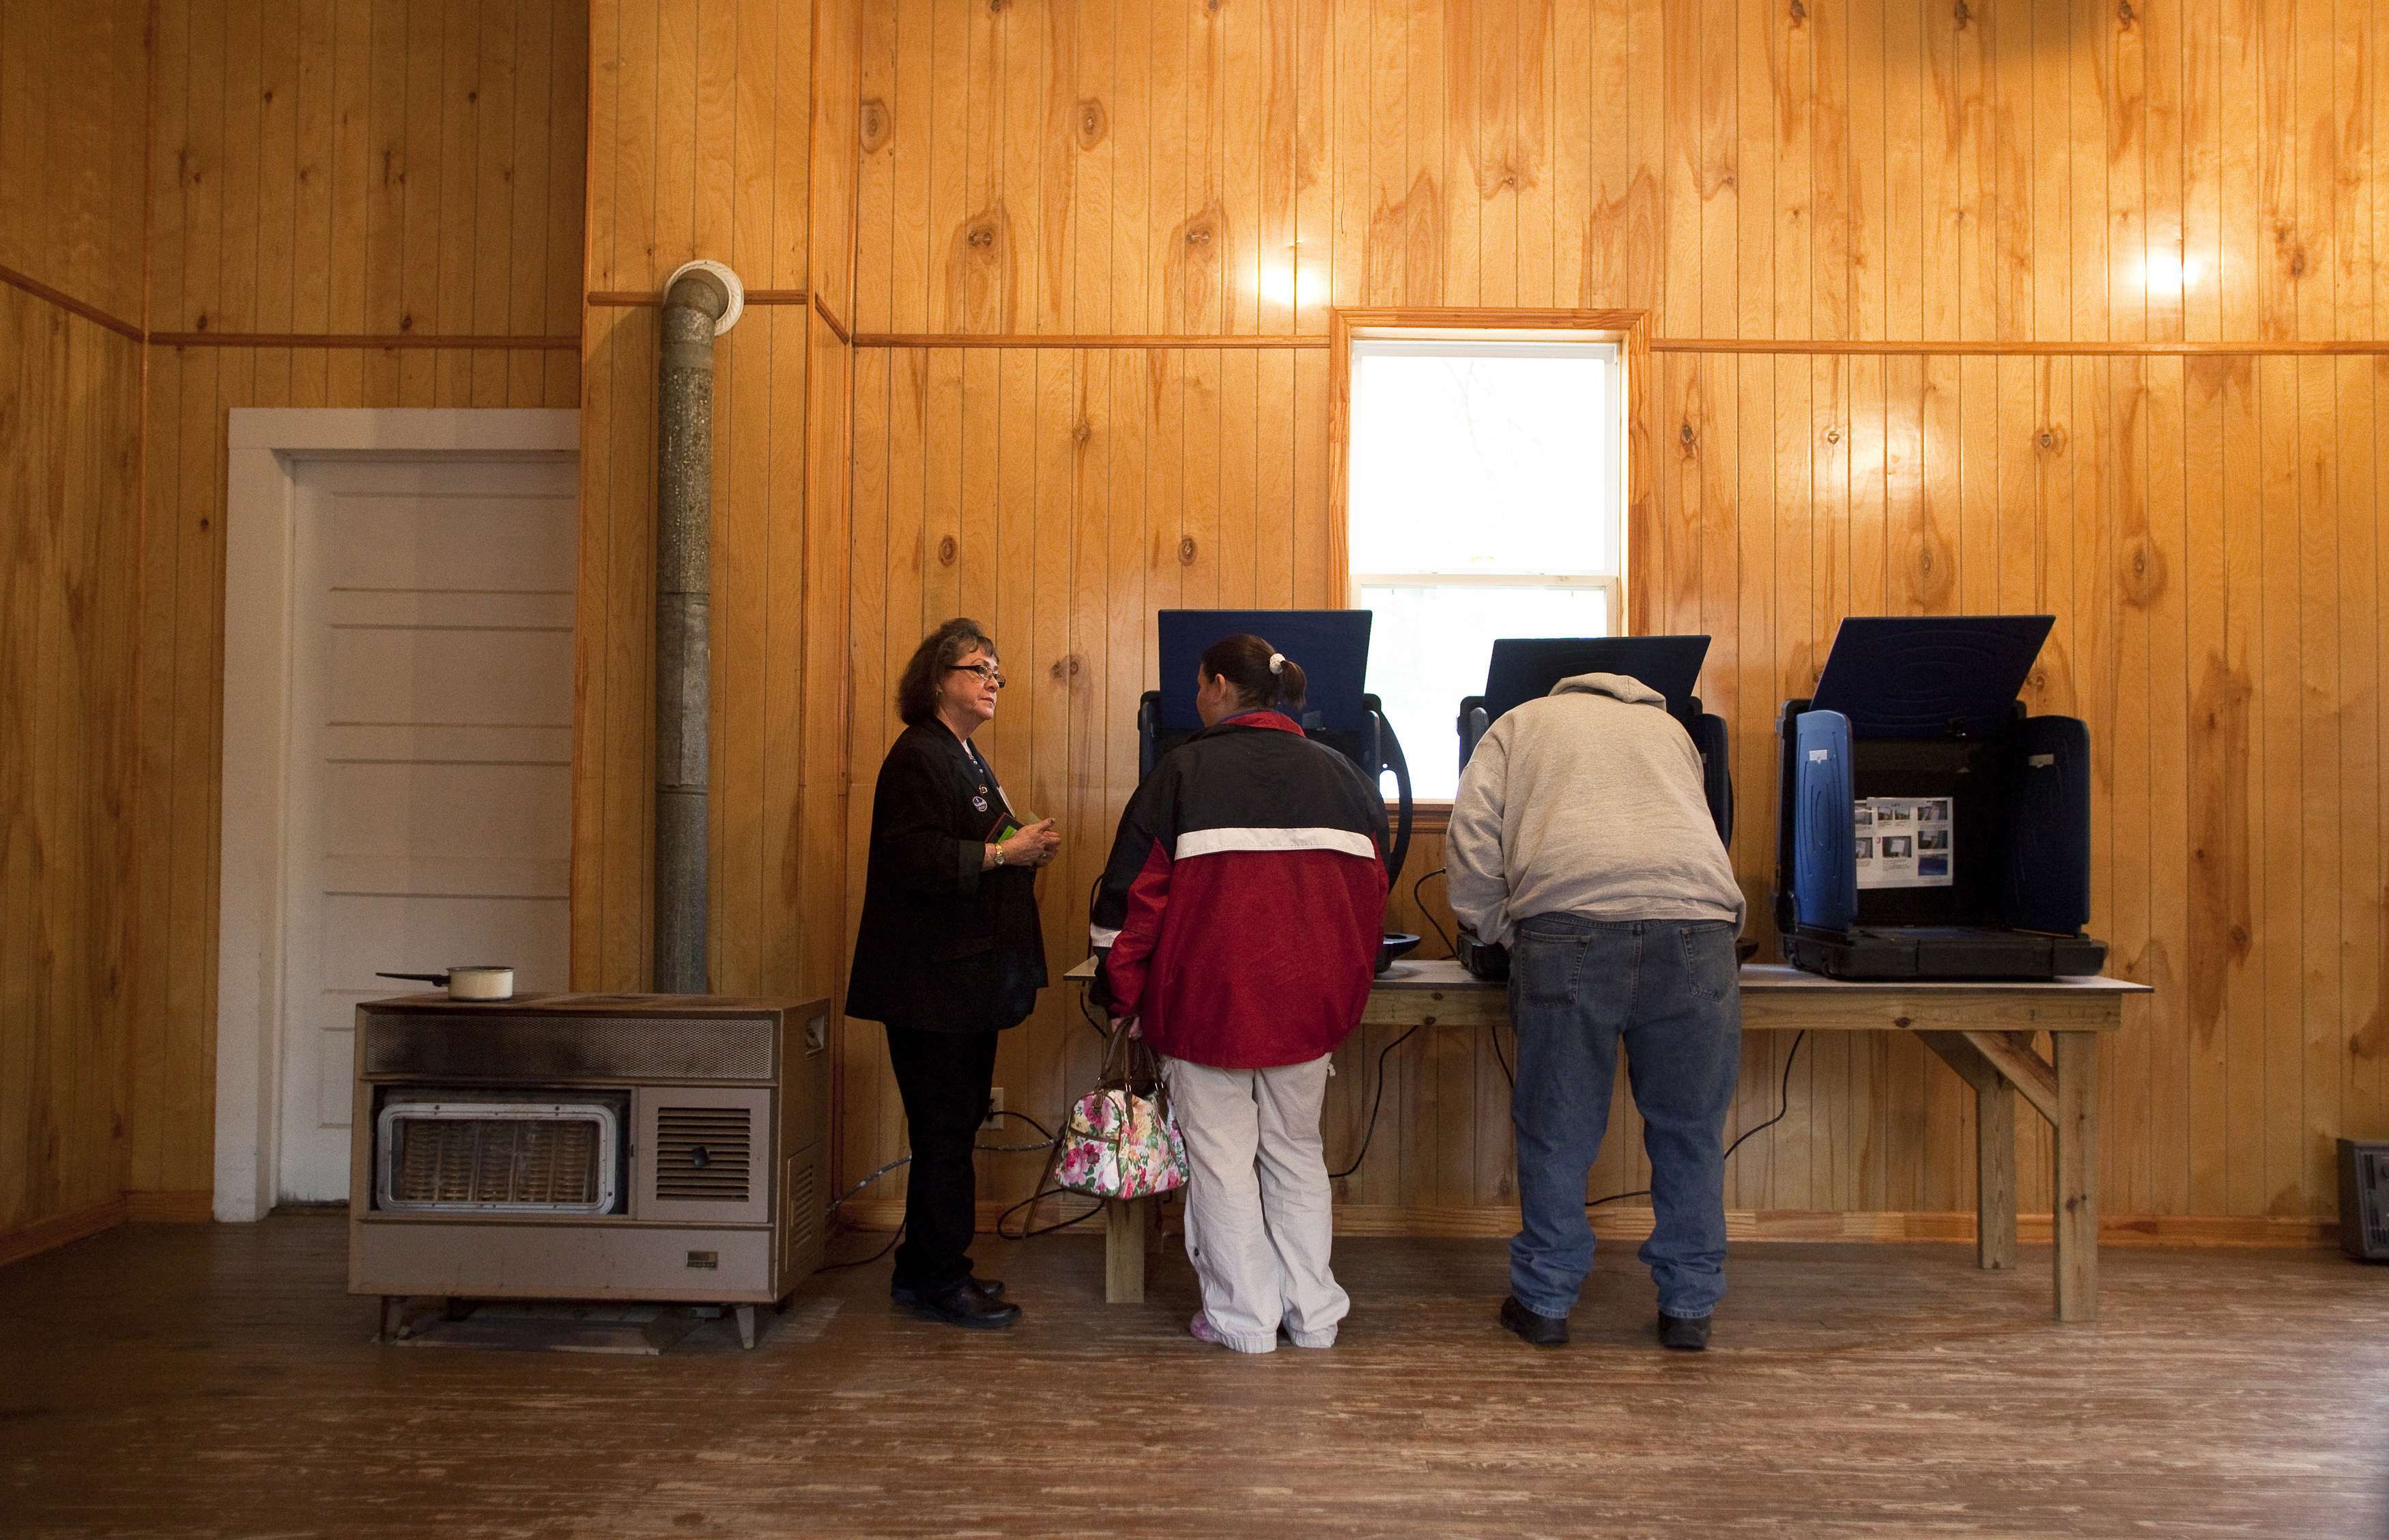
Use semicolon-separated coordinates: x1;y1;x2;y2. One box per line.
1789;0;1807;25
2115;0;2136;25
1909;532;1954;607
1050;655;1082;681
1179;537;1197;567
1076;99;1107;149
1072;418;1091;446
1823;425;1841;445
859;100;890;154
938;535;957;567
947;203;1013;330
1678;420;1698;453
1168;202;1226;329
2117;534;2167;608
2035;425;2068;455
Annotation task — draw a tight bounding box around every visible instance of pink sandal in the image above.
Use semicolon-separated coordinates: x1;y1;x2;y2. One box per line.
1188;1311;1229;1347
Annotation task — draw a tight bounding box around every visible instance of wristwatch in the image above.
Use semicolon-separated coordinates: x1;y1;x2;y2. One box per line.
991;842;1005;867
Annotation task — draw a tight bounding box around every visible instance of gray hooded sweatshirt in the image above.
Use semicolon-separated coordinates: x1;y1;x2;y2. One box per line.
1444;671;1744;946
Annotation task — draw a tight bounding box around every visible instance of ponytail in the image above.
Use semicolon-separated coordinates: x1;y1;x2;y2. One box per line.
1199;633;1308;713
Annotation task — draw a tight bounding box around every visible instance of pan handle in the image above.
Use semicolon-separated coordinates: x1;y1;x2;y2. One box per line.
375;971;449;986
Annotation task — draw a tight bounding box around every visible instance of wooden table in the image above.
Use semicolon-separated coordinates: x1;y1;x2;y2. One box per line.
1062;958;2145;1323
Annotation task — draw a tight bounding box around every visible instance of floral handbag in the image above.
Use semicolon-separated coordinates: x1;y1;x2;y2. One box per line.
1049;1022;1190;1201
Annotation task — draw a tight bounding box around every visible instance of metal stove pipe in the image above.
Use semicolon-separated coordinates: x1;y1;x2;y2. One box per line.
653;263;736;993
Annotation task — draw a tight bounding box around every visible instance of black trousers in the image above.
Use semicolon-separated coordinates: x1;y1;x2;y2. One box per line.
884;1025;1001;1291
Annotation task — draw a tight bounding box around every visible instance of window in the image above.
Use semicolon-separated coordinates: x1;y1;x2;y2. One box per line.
1340;327;1630;801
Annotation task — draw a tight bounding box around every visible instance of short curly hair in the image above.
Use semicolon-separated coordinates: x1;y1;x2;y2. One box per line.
896;618;999;726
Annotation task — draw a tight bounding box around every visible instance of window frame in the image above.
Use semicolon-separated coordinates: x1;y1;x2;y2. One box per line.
1327;309;1655;817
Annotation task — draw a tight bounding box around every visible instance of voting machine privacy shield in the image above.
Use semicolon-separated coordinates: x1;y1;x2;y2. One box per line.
1773;616;2108;980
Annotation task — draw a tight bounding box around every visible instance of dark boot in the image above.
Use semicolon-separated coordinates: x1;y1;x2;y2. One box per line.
906;1280;1022;1330
1656;1311;1711;1352
1499;1296;1569;1348
891;1275;1005;1307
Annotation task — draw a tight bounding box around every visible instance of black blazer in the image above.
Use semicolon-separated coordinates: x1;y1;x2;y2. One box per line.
846;721;1048;1033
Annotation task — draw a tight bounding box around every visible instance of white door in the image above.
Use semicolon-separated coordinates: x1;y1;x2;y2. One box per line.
276;454;577;1203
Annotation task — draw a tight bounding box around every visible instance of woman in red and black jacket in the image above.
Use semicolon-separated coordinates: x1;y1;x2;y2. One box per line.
1089;634;1388;1352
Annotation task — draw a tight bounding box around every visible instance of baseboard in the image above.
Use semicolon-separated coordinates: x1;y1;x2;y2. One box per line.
0;1198;128;1267
835;1198;2336;1249
124;1190;215;1223
1328;1206;2339;1247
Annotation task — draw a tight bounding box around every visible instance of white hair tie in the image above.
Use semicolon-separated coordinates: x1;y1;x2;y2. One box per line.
1268;653;1285;675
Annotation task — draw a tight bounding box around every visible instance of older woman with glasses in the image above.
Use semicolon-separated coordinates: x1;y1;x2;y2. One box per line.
848;618;1061;1330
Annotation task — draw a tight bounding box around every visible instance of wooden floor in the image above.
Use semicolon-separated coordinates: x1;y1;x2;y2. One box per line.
1;1216;2385;1538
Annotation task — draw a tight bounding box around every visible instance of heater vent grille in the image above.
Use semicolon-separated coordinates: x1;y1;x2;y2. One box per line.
2368;1152;2389;1253
784;1162;820;1262
654;1107;754;1203
376;1102;619;1213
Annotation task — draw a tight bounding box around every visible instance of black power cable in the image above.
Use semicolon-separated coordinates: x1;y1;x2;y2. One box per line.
1587;1029;1807;1210
1330;1025;1416;1181
1411;866;1457;958
1407;865;1517;1093
820;1109;1072;1267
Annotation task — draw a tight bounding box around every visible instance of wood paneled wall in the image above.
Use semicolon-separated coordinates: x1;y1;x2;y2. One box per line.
0;0;151;328
567;0;857;1031
0;289;143;1253
0;0;148;1255
126;0;589;1202
838;0;2389;1231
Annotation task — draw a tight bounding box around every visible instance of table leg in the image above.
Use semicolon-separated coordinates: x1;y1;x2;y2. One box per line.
1105;1197;1149;1304
2052;1031;2100;1323
1975;1078;2018;1272
1915;1030;2019;1273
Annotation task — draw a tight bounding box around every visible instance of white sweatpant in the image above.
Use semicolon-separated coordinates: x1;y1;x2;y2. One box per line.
1161;1053;1350;1353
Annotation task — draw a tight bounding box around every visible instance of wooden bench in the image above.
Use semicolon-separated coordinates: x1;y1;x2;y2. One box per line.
1063;958;2145;1323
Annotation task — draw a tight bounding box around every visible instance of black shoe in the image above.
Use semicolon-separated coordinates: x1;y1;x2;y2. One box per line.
1499;1296;1569;1348
906;1281;1021;1330
889;1275;1005;1308
1657;1311;1711;1352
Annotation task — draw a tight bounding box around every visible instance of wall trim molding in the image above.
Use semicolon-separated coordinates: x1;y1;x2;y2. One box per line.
215;408;582;1223
850;332;1320;349
587;287;809;308
812;294;851;345
845;330;2389;358
0;1199;128;1267
0;261;145;341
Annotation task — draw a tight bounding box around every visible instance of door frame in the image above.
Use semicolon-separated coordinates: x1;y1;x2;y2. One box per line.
214;408;580;1223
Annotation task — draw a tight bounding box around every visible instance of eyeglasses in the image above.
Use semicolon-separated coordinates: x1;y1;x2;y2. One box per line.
948;662;1007;689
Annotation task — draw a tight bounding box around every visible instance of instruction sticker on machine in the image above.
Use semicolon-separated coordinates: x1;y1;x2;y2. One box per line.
1853;797;1953;889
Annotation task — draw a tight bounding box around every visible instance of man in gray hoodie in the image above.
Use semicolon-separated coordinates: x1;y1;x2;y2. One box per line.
1446;671;1745;1352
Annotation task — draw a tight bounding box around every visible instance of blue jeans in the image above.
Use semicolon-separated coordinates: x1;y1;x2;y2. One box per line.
1506;914;1742;1320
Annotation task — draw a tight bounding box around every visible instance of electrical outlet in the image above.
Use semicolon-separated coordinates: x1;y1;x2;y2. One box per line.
983;1087;1004;1130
